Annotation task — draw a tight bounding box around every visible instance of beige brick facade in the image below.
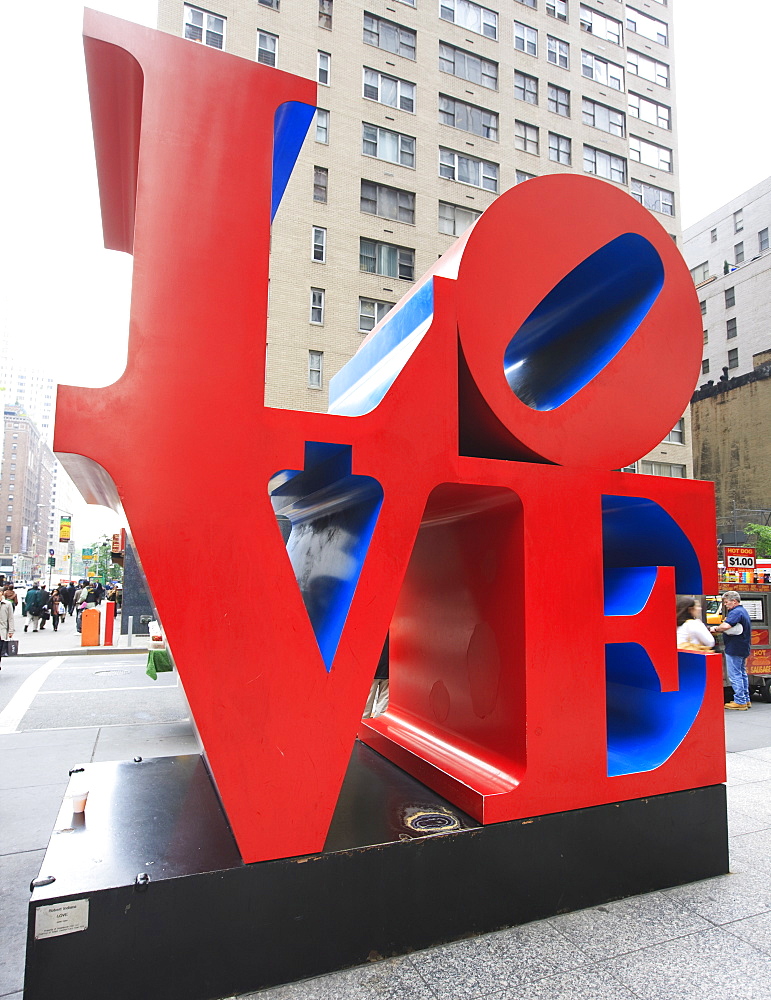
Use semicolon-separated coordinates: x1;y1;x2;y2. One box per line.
157;0;691;472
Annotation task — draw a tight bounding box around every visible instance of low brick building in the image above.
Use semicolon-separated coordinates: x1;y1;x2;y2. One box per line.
691;350;771;545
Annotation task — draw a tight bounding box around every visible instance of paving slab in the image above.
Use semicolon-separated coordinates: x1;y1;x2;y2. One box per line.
548;890;710;961
0;742;98;791
501;965;639;999
662;870;771;924
0;850;44;998
0;782;69;855
240;954;437;1000
724;752;771;785
407;919;590;999
602;924;771;1000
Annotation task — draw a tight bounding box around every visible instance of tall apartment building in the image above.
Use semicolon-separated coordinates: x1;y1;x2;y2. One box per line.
0;405;56;581
684;175;771;383
158;0;691;473
0;349;57;446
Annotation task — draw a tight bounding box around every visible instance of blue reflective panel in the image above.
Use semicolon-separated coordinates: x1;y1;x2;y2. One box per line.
603;566;657;616
270;443;383;671
601;495;702;596
503;234;664;411
272;101;317;221
328;280;434;416
602;495;705;776
606;645;706;776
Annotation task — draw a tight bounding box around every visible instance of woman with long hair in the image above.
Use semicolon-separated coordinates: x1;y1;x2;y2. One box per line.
676;596;715;649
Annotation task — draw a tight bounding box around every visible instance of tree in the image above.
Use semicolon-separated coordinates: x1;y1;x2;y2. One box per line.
745;524;771;558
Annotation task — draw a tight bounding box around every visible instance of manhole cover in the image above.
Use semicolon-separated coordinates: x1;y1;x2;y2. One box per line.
94;668;130;676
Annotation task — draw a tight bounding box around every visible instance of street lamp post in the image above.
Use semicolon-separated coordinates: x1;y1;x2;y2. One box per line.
38;505;73;590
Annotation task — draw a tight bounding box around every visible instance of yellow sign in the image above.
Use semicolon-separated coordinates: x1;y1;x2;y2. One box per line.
59;516;72;543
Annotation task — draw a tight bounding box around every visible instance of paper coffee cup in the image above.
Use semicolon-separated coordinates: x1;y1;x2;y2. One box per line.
69;790;89;813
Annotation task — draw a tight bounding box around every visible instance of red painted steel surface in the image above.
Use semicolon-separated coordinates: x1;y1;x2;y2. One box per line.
55;12;722;863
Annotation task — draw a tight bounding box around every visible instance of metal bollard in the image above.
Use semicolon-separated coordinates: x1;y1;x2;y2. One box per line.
127;616;134;647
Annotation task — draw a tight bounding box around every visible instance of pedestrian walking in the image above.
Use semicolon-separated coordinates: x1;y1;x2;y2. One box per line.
50;589;63;632
23;583;45;633
37;586;51;629
0;588;14;669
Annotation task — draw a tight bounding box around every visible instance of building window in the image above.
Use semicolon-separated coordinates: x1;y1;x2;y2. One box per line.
547;36;569;68
317;51;331;85
582;97;624;136
733;209;743;233
630;179;674;216
259;0;279;8
440;0;498;39
314;166;328;203
362;123;415;166
363;68;415;112
514;22;538;56
627;50;669;87
439;43;498;90
312;227;326;262
359;298;393;332
710;228;717;243
734;242;744;264
583;145;626;184
310;288;325;324
626;7;668;45
640;461;686;478
308;350;323;388
360;181;415;224
515;120;539;156
548;132;571;164
319;0;332;29
439;148;499;191
257;31;278;66
581;51;623;90
546;1;568;21
629;136;672;172
439;201;481;236
628;92;670;130
359;238;415;280
759;228;769;253
690;261;709;284
664;418;684;444
701;359;709;374
580;5;622;45
726;317;737;340
699;300;706;316
515;71;538;105
184;6;225;48
727;348;739;369
363;14;416;59
703;329;708;344
725;287;735;308
548;84;570;116
516;169;537;183
316;109;329;143
516;0;537;6
439;96;498;140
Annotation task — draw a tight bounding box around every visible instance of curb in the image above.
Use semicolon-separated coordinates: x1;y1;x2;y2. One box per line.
15;646;152;658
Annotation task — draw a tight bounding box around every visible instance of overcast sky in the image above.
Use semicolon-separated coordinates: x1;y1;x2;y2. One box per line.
0;0;768;533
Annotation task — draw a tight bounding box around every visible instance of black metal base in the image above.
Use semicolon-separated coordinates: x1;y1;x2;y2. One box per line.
25;744;728;1000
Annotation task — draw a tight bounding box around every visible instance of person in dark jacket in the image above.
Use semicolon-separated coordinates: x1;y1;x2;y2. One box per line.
711;590;753;710
23;583;45;633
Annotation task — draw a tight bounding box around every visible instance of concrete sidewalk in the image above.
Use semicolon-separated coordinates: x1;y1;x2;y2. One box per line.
2;683;771;1000
13;608;152;657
